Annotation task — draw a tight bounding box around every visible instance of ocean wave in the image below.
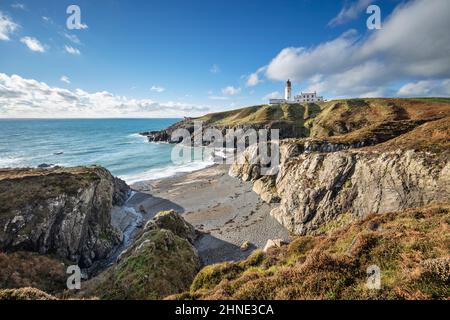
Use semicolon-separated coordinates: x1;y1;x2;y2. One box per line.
0;155;30;168
128;133;148;140
212;147;235;160
119;159;215;184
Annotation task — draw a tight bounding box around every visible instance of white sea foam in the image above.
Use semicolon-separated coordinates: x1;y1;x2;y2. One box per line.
0;156;30;167
127;133;148;143
120;158;215;184
212;147;235;160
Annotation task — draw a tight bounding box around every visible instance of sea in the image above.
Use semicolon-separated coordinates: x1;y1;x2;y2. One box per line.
0;118;216;184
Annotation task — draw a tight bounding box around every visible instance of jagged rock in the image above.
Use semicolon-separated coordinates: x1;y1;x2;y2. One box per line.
240;241;251;251
0;166;130;268
263;239;286;252
229;144;261;181
230;109;450;236
37;163;53;168
229;142;279;181
252;176;280;203
271;149;450;235
143;219;157;231
153;210;197;244
116;249;128;263
88;216;201;300
140;112;308;145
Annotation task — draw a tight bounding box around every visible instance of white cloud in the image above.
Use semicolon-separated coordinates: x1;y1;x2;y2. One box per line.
265;29;359;82
0;11;19;41
151;85;165;93
42;16;52;23
0;73;210;118
210;64;220;74
208;96;229;100
247;73;260;87
222;86;241;95
60;76;71;84
11;3;26;10
20;37;46;52
262;91;281;101
63;33;81;44
329;0;371;27
253;0;450;98
397;79;450;97
64;45;81;55
246;66;266;87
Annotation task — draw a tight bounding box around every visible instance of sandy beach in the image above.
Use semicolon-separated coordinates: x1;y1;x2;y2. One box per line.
127;164;290;265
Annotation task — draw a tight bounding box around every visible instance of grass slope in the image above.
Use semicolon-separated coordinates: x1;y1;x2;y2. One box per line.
196;103;317;126
171;205;450;300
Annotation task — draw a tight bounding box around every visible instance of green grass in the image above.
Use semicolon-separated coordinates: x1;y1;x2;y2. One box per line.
409;97;450;103
172;204;450;300
196;103;310;126
93;228;201;300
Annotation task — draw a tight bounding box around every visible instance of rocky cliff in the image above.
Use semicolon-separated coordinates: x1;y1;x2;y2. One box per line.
272;147;449;235
229;98;450;235
82;210;201;300
140;103;319;144
0;166;130;268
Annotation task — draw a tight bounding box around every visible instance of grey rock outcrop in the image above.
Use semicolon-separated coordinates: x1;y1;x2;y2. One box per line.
153;210;197;244
85;210;201;300
0;166;130;267
271;149;450;234
140;119;307;145
229;116;450;235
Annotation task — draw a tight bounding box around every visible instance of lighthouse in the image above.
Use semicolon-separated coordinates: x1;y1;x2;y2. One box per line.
269;79;324;105
285;79;292;101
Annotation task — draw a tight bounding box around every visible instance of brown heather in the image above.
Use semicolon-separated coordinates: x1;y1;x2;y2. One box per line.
169;205;450;300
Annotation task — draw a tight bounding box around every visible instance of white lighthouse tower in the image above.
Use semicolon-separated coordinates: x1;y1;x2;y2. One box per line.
284;79;292;101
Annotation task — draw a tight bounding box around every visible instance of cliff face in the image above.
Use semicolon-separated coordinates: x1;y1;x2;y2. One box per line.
83;210;201;300
272;149;449;235
140;103;318;143
0;166;130;268
230;99;450;235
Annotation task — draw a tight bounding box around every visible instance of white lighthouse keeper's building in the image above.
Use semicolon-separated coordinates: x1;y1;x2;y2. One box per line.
269;80;324;104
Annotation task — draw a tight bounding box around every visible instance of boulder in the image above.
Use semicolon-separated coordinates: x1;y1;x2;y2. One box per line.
240;241;251;251
263;239;286;252
252;176;280;203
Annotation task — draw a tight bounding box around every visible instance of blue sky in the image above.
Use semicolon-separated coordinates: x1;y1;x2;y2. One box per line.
0;0;449;117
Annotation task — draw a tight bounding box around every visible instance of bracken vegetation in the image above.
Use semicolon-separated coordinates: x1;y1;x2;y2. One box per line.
78;211;201;300
169;205;450;300
1;98;449;300
196;103;312;126
0;251;67;294
0;287;57;300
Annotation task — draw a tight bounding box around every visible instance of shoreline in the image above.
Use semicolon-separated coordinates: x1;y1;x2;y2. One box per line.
121;164;290;265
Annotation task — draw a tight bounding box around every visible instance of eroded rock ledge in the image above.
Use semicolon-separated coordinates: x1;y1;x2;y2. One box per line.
272;149;449;234
83;210;201;300
0;166;130;268
230;116;450;235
